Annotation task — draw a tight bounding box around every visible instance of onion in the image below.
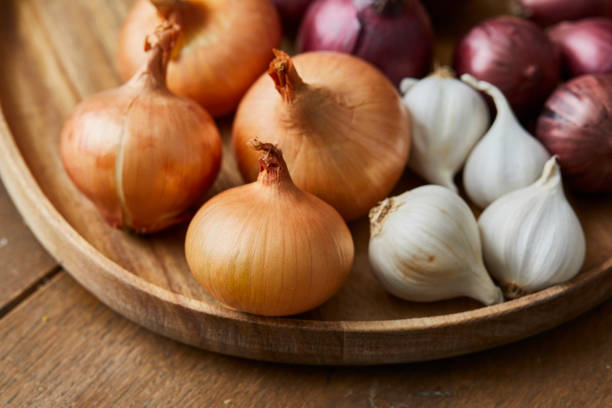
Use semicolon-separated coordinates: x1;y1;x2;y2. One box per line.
453;16;560;119
512;0;612;27
232;50;411;221
536;74;612;193
61;24;222;233
549;18;612;78
272;0;313;31
185;141;354;316
296;0;433;86
117;0;281;117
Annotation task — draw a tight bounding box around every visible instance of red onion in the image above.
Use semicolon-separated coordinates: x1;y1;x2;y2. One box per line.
549;18;612;78
512;0;611;27
272;0;314;31
536;75;612;193
297;0;433;86
453;16;560;119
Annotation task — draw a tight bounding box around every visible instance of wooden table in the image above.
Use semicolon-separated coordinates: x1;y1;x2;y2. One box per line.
0;180;610;407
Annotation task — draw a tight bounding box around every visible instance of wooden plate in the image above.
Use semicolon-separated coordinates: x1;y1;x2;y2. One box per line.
0;0;610;365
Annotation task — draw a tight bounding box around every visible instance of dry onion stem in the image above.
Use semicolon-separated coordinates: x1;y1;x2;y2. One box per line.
185;140;354;316
233;50;411;221
61;23;222;233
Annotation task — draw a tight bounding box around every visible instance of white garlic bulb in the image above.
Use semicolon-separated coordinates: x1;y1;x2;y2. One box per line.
400;68;489;191
368;185;503;305
479;157;586;298
461;74;550;208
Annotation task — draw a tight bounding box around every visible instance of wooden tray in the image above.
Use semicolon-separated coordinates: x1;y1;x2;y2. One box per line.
1;0;610;365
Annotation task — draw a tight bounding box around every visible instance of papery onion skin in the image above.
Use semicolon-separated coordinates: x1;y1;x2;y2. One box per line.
536;74;612;193
117;0;281;117
453;16;560;119
232;50;411;221
512;0;612;27
185;142;354;317
549;18;612;78
61;24;222;233
297;0;433;86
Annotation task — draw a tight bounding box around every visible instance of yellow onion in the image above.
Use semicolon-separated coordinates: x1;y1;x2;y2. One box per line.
185;141;354;316
61;23;222;233
232;50;411;221
117;0;282;117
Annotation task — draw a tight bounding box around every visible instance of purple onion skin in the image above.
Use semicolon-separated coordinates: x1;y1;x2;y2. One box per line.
297;0;433;86
272;0;314;32
513;0;611;27
453;16;560;119
536;75;612;193
549;18;612;78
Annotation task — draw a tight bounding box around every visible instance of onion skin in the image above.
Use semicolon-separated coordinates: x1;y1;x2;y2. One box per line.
117;0;281;117
536;75;612;193
549;18;612;78
297;0;433;86
185;142;354;316
453;16;560;119
512;0;612;27
232;50;411;221
61;24;222;233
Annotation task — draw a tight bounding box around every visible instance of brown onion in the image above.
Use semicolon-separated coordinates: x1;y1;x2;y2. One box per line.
186;141;354;316
536;74;612;193
453;16;560;119
512;0;612;27
61;23;222;233
232;50;411;221
549;18;612;78
117;0;281;117
296;0;433;86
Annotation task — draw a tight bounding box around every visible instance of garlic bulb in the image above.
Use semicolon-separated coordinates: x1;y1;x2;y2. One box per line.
461;74;550;208
479;157;586;298
400;67;489;191
368;185;503;305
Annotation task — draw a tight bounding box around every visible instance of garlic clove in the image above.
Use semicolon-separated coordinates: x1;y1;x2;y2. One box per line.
401;68;489;192
461;74;550;208
399;77;419;94
368;185;503;305
478;157;586;298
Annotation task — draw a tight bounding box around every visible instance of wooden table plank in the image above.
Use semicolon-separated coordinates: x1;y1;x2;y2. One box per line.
1;272;610;408
0;181;58;316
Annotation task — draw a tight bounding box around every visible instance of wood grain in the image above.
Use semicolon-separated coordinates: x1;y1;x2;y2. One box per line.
0;181;57;315
0;272;610;407
0;0;610;364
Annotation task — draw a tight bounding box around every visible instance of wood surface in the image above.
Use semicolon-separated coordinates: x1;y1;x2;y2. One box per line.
0;182;58;317
0;271;610;407
0;0;611;364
